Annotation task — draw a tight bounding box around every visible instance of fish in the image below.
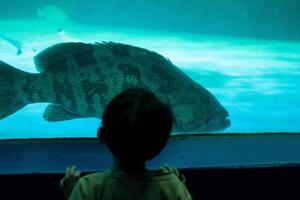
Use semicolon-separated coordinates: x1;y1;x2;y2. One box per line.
1;35;23;55
36;5;67;22
0;42;230;132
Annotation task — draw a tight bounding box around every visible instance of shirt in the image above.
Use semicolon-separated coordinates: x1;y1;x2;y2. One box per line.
69;169;193;200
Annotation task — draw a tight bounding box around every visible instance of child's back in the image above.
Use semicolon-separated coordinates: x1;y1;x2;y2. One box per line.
70;169;191;200
68;88;192;200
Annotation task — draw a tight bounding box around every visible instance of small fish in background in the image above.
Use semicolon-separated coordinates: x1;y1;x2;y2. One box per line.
36;5;67;22
0;42;230;132
57;28;65;35
1;35;23;55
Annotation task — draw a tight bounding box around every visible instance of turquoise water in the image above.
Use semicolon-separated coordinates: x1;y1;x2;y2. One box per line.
0;2;300;139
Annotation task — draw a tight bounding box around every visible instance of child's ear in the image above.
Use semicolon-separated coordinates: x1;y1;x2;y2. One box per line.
97;127;105;144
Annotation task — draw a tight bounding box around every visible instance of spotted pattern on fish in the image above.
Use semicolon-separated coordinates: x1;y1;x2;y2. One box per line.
22;77;35;102
0;42;230;132
0;65;25;110
74;48;97;67
62;77;77;109
37;90;45;101
117;63;141;79
117;63;142;89
108;44;130;57
52;78;62;103
49;58;69;74
94;67;102;75
150;64;178;93
51;76;76;109
98;55;113;67
81;79;108;116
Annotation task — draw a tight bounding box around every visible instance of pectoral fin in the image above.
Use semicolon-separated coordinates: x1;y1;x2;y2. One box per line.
43;104;82;121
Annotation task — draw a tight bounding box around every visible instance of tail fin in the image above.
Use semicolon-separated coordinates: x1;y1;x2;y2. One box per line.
0;61;27;120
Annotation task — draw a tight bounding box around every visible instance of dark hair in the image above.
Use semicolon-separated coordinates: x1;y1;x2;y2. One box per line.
98;88;173;162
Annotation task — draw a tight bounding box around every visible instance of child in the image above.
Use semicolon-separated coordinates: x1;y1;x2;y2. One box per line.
60;88;192;200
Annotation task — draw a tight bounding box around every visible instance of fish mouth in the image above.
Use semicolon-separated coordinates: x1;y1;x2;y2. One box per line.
203;112;231;132
174;114;230;133
173;110;231;133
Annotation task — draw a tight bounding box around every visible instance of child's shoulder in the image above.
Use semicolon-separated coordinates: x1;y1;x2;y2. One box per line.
84;170;110;178
80;169;180;184
78;170;111;185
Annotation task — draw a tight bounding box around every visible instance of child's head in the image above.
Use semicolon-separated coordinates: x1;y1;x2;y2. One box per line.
98;88;173;163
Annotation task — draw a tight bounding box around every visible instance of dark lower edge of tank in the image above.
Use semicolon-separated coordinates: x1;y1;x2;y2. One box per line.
1;133;300;199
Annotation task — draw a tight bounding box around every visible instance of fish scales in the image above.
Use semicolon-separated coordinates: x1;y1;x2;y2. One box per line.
0;42;230;132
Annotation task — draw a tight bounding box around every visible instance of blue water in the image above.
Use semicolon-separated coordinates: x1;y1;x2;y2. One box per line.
0;17;300;139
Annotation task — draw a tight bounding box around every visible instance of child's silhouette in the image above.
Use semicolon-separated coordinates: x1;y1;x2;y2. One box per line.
60;88;192;200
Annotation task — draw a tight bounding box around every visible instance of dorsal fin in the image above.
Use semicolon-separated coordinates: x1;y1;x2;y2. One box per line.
33;42;94;72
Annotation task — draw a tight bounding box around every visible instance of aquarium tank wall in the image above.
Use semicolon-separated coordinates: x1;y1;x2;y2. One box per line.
0;0;299;139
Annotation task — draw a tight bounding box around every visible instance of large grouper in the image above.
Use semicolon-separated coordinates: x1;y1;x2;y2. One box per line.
0;42;230;132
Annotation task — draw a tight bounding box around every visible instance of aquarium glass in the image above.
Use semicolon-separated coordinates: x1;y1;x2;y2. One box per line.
0;0;299;139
